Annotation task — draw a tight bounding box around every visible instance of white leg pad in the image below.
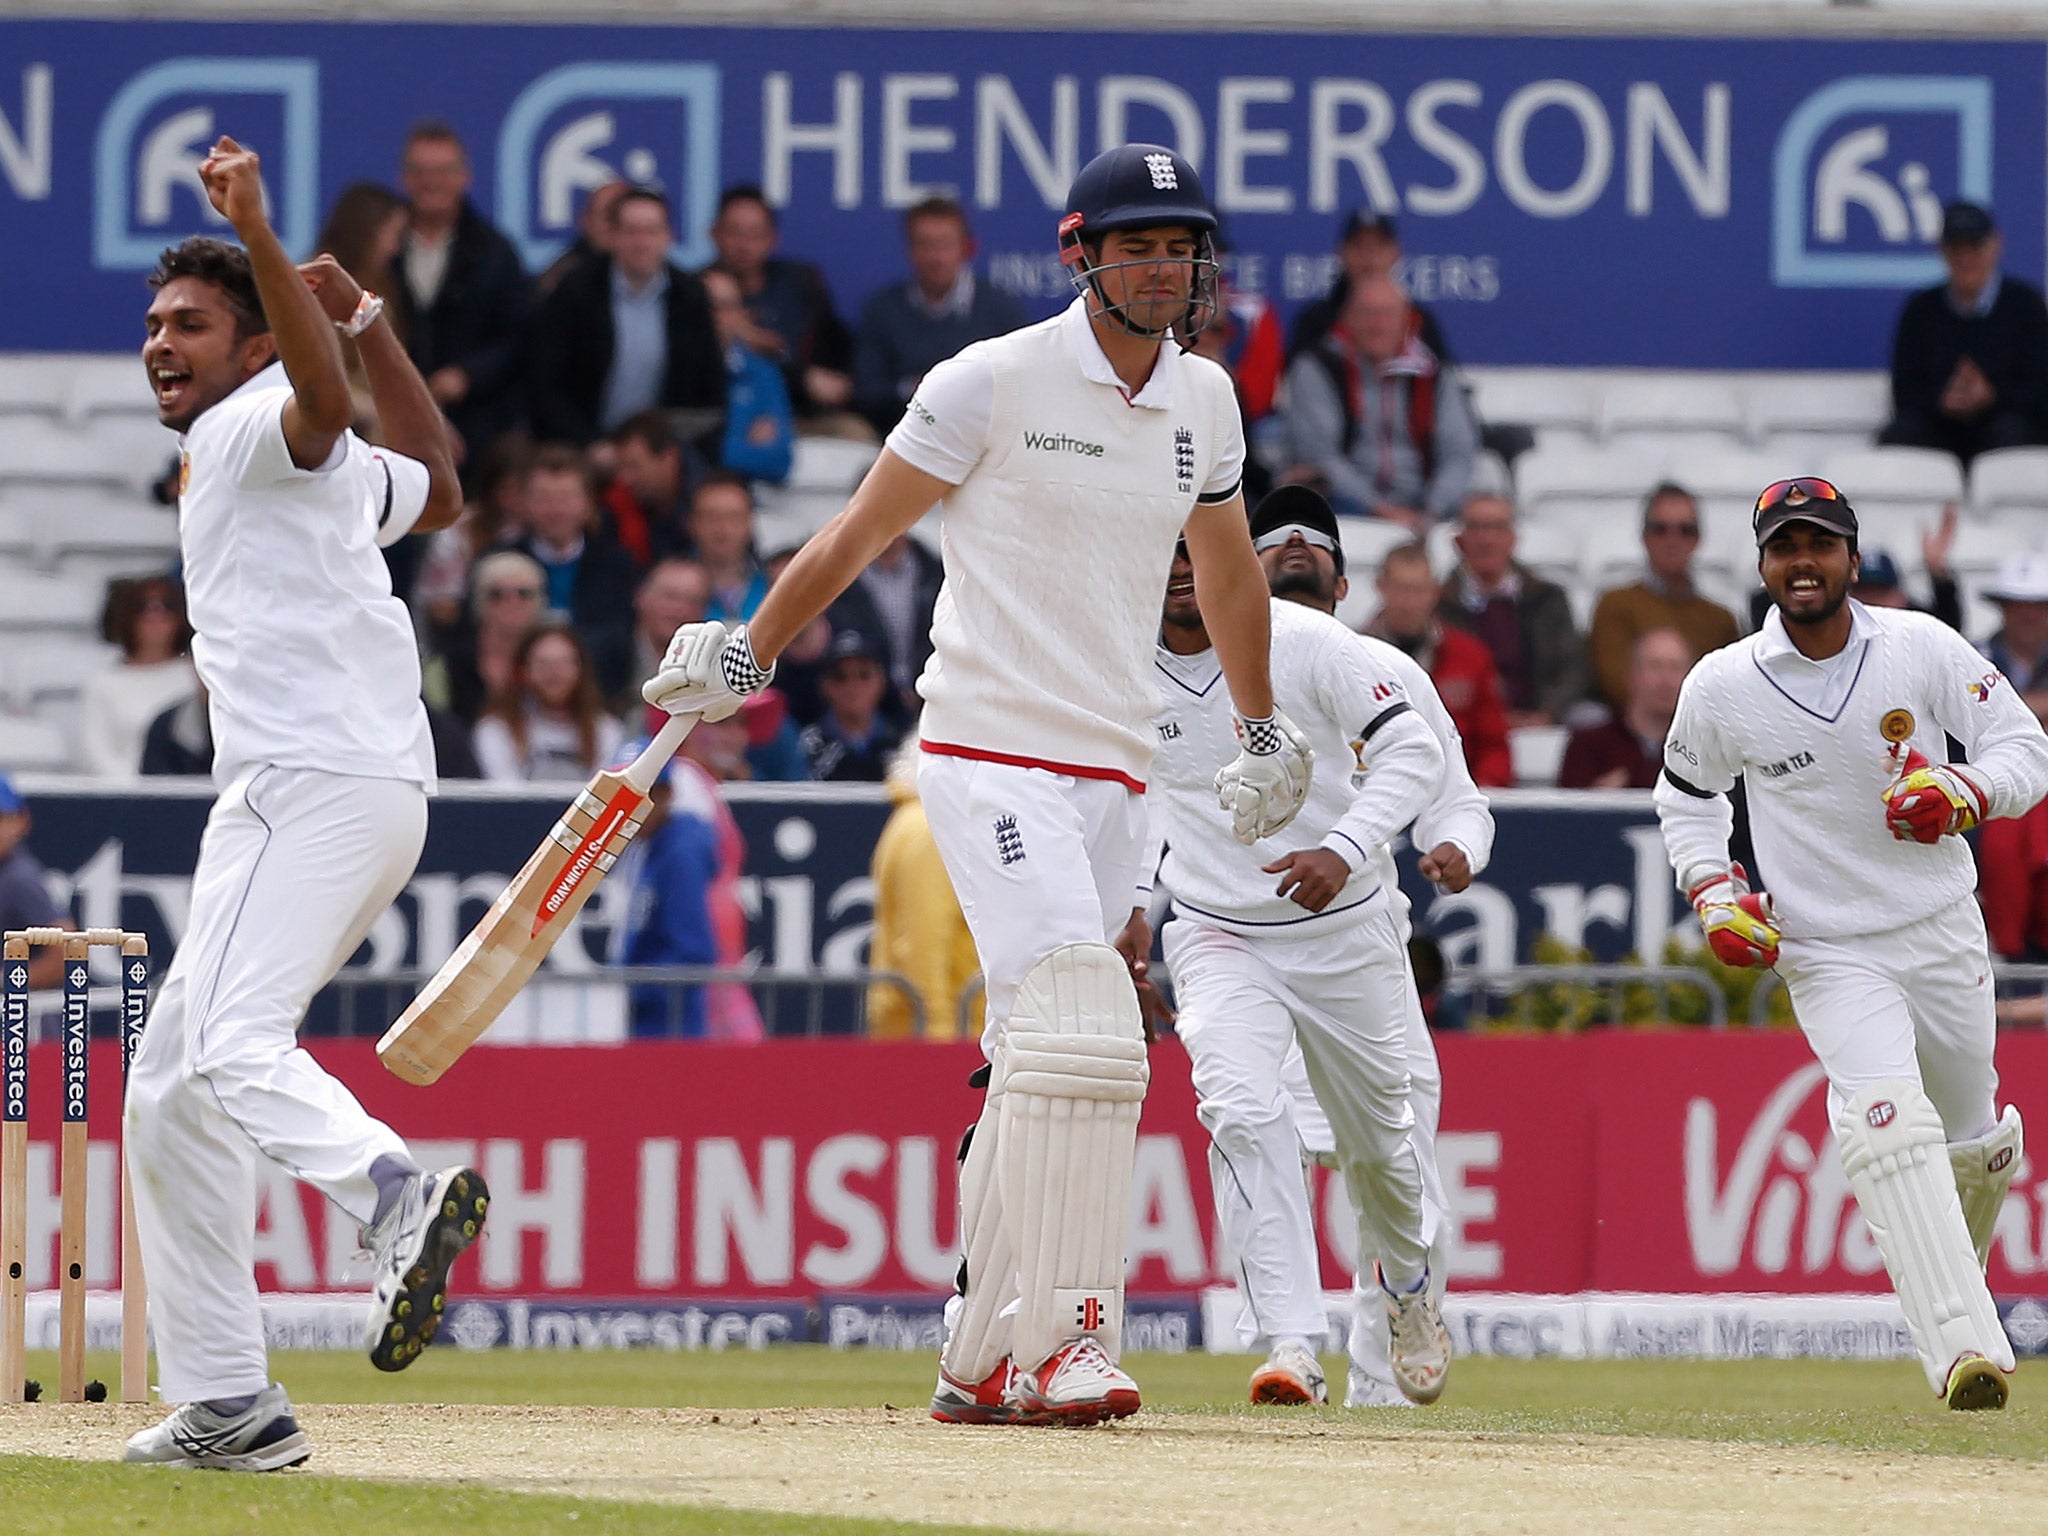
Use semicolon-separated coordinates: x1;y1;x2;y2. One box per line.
996;943;1149;1371
938;1092;1017;1385
1836;1083;2015;1389
1949;1105;2024;1272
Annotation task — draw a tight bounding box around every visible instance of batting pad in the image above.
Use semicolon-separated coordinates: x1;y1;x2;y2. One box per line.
937;1092;1018;1386
1837;1083;2015;1389
1949;1105;2024;1272
996;943;1150;1371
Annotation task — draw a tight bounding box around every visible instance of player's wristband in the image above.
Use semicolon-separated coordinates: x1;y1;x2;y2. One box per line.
1237;713;1283;756
720;624;776;695
338;291;386;339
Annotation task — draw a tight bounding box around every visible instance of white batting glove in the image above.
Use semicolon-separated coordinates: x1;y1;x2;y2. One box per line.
1214;707;1313;844
641;621;775;722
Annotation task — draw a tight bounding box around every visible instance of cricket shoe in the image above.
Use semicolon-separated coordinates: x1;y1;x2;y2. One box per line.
930;1357;1020;1424
1384;1270;1451;1405
1945;1353;2010;1411
1345;1369;1417;1410
364;1165;489;1372
1249;1342;1327;1405
1015;1338;1141;1426
123;1384;311;1472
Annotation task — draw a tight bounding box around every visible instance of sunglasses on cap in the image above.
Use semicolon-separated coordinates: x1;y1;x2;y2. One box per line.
1251;523;1338;555
1752;478;1847;518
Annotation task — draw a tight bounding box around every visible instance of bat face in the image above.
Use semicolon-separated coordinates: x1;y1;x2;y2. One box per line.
378;767;650;1085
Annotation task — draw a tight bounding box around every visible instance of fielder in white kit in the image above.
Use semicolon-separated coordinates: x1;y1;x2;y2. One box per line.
1133;490;1478;1408
643;145;1310;1424
1242;498;1492;1408
123;139;489;1469
1656;476;2048;1411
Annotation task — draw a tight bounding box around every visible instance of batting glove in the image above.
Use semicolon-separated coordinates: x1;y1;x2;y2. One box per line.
1214;707;1313;845
642;621;775;722
1882;747;1990;844
1688;862;1780;969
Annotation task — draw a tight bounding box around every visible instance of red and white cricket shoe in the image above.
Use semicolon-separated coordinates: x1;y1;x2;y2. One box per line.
929;1356;1020;1424
1015;1338;1141;1426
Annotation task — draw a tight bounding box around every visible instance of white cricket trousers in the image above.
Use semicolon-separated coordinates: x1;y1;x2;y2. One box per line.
126;764;427;1402
1165;904;1429;1350
916;753;1148;1050
1774;895;2000;1142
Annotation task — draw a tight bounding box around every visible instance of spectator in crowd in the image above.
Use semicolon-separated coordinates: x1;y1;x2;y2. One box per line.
536;178;628;299
688;470;768;623
706;185;859;431
603;412;692;567
315;182;410;438
800;629;903;782
514;444;641;653
389;121;529;468
666;729;764;1037
472;621;625;783
1186;263;1285;505
1586;483;1740;713
1365;543;1513;787
527;186;724;449
1879;202;2048;465
868;733;981;1040
611;745;720;1039
142;681;212;777
761;543;835;726
79;574;197;776
826;532;942;720
1287;211;1452;363
0;774;69;988
1438;494;1588;726
852;196;1025;438
1979;799;2048;962
601;555;710;722
1557;628;1691;790
1749;508;1963;634
1281;275;1477;531
423;548;547;722
701;266;794;484
414;433;531;640
1981;553;2048;728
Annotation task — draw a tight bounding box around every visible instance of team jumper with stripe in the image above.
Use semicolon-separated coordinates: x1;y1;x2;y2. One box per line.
1655;601;2048;939
1148;599;1444;931
885;297;1245;790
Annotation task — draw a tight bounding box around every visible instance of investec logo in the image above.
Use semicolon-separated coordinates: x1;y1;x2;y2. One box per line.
1023;429;1105;458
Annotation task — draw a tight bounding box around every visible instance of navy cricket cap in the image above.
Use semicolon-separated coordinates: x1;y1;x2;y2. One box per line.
1753;477;1859;547
1941;202;1996;245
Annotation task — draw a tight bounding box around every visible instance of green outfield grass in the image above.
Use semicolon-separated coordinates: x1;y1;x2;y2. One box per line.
18;1344;2044;1459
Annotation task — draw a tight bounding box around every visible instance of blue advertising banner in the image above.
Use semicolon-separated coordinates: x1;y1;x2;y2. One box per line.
1;21;2041;367
11;781;1680;1029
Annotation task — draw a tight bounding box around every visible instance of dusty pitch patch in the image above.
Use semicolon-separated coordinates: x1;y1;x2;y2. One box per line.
2;1403;2038;1534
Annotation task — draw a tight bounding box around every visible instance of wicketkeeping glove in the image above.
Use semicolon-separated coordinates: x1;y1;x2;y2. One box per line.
1688;862;1779;968
1881;746;1990;844
641;620;775;722
1214;707;1313;845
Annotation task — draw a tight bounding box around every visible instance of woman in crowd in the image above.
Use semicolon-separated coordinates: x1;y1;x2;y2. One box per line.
422;548;547;723
314;182;409;438
472;620;623;783
78;574;196;776
415;433;532;643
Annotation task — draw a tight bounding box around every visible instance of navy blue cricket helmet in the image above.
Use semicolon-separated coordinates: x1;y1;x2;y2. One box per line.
1058;144;1221;342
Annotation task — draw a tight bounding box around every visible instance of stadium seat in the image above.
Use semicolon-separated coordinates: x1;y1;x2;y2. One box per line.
1741;372;1889;448
1511;441;1659;525
0;713;73;772
1967;446;2048;518
1510;724;1567;788
0;638;117;709
1599;376;1746;454
1464;369;1600;443
65;359;158;424
0;573;102;633
1820;445;1964;522
785;437;879;494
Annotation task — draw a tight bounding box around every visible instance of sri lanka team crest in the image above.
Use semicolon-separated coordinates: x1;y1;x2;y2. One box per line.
1879;708;1915;742
176;449;190;499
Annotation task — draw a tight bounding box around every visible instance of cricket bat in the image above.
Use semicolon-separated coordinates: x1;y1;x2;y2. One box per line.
378;710;700;1085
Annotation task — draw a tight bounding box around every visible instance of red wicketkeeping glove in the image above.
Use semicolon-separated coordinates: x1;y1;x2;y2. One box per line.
1882;746;1991;845
1688;862;1780;968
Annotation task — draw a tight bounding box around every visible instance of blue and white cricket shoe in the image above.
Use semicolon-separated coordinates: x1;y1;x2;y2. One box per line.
123;1384;311;1471
363;1165;489;1372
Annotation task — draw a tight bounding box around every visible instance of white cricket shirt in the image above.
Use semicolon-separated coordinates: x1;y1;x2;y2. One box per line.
1656;600;2048;939
177;364;436;789
886;297;1245;790
1146;599;1444;933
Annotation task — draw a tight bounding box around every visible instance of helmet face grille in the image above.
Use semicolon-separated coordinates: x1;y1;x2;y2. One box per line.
1058;144;1222;343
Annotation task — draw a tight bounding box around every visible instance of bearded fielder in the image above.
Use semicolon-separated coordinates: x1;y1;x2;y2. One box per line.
1127;490;1486;1408
643;145;1309;1424
1657;477;2048;1410
122;140;488;1470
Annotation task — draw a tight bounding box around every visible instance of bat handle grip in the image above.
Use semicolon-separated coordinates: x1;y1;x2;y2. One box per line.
624;711;702;795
